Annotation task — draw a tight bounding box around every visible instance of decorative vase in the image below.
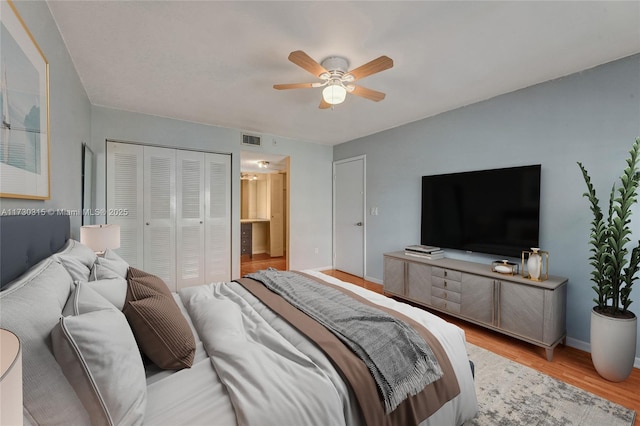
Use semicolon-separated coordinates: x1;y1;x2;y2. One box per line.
590;308;637;382
527;248;541;280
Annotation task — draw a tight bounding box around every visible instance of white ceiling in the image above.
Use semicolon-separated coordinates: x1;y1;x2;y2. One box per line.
47;1;640;146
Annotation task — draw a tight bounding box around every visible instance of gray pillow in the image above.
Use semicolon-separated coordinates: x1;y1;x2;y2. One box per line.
57;239;97;269
63;279;118;316
56;254;92;282
54;239;98;282
52;283;146;425
90;262;121;281
95;249;129;278
84;277;128;310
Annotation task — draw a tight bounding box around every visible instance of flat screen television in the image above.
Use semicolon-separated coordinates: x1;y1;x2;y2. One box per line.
421;165;541;258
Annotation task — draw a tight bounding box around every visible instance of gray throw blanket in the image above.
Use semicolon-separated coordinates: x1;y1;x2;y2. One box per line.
246;269;443;413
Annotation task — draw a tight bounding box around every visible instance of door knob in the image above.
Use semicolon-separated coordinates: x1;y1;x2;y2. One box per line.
355;222;363;226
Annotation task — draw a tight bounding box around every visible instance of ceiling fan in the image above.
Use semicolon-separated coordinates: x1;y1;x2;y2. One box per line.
273;51;393;109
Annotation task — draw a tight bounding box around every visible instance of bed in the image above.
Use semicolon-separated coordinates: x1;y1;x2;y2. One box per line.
0;214;477;425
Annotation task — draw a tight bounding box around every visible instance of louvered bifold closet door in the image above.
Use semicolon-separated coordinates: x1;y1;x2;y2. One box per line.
106;142;144;268
205;153;231;282
176;150;205;289
143;146;177;291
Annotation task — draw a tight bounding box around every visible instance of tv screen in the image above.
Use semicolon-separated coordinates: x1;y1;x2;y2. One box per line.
421;165;541;258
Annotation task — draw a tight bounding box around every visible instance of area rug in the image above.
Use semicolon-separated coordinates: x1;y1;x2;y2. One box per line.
463;343;636;426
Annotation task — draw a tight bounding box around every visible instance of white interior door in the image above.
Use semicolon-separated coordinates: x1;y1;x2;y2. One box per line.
107;142;144;268
143;146;176;290
334;156;365;277
176;150;205;289
205;152;231;282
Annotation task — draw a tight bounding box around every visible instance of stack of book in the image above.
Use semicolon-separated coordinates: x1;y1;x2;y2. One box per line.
404;245;445;260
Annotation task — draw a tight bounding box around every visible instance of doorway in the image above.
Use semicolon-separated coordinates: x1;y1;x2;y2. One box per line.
333;155;366;277
240;151;290;275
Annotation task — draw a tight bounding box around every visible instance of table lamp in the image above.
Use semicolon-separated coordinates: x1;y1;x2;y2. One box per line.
80;224;121;254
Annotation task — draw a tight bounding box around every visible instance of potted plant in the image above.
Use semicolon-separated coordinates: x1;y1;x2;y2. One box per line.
577;137;640;382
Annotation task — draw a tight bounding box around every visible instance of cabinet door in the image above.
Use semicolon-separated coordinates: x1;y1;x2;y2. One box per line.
383;257;405;296
106;142;144;268
176;150;205;289
144;146;177;291
461;273;494;325
204;153;231;283
499;281;544;341
407;262;431;304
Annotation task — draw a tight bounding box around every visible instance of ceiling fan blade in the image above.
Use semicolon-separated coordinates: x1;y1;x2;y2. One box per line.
319;98;332;109
288;50;329;78
349;85;386;102
345;56;393;81
273;83;316;90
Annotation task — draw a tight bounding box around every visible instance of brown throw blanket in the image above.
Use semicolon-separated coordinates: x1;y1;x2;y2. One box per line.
235;272;460;426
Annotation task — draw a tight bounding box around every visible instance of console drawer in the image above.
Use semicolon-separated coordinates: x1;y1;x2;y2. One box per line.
432;276;461;293
431;287;461;304
432;267;462;282
431;296;461;314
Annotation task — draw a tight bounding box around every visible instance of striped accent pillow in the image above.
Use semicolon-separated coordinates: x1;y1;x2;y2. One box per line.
124;267;195;370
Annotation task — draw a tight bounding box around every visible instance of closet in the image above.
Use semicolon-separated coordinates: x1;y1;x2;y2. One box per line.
106;141;231;291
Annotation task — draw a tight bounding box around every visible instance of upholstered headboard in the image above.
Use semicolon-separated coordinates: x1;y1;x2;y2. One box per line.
0;214;70;289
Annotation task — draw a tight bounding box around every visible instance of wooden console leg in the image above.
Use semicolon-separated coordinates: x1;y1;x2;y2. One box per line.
545;347;554;362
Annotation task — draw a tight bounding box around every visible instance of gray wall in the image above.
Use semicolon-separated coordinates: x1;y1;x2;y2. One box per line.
334;54;640;355
0;1;92;238
91;106;333;278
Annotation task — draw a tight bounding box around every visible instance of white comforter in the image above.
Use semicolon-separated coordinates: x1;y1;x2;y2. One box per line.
145;271;477;426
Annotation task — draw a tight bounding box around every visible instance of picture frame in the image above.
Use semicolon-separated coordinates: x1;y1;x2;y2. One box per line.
0;0;50;199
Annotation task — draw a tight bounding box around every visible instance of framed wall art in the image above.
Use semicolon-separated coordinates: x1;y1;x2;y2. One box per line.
0;0;50;199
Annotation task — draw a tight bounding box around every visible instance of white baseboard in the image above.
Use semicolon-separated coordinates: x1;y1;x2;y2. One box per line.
308;265;334;272
365;275;383;285
566;337;640;369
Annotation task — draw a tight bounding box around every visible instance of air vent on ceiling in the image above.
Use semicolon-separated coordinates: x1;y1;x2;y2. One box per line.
242;134;261;147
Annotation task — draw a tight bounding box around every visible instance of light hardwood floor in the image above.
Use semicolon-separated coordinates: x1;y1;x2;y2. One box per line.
240;253;287;275
238;259;639;423
323;269;639;424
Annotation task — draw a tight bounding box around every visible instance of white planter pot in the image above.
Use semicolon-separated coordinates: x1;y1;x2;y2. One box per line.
590;308;637;382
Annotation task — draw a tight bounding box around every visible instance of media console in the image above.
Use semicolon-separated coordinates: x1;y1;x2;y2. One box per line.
383;251;568;361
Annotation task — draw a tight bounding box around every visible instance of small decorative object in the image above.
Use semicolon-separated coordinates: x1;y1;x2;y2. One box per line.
491;260;519;275
522;248;549;281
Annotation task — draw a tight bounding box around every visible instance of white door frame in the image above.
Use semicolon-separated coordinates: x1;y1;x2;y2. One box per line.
332;155;366;277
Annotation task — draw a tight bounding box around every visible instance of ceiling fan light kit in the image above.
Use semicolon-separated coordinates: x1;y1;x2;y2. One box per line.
274;50;393;109
323;82;347;105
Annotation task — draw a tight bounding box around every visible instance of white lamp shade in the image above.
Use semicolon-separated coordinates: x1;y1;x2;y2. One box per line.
322;83;347;105
0;329;22;426
80;224;121;252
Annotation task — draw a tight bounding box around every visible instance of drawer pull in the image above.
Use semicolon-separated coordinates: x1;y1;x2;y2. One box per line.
444;293;448;299
444;281;448;287
444;302;448;309
444;271;448;277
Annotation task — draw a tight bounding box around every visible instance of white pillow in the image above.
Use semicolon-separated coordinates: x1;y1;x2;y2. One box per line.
90;263;121;281
56;254;92;282
57;239;97;268
95;249;129;278
54;239;98;282
52;284;146;425
84;278;128;311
